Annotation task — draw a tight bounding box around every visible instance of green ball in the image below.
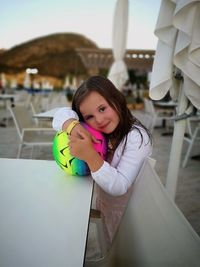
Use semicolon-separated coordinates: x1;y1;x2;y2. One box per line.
52;131;90;176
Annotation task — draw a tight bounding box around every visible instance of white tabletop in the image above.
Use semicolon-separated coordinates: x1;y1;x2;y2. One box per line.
33;108;60;119
0;158;93;267
0;94;15;99
154;101;177;108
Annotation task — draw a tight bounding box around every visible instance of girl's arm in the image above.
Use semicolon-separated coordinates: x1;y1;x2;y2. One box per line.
52;107;79;131
53;108;152;197
91;129;152;197
53;107;104;172
52;107;91;138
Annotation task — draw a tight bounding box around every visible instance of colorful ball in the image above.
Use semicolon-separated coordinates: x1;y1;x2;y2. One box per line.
52;123;107;176
52;131;89;176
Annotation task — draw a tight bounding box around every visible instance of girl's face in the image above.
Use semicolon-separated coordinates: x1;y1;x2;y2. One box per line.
79;91;120;134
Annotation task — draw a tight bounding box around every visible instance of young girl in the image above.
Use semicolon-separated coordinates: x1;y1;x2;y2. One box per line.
52;75;152;248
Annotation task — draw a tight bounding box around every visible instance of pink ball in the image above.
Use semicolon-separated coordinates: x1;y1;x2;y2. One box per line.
82;123;107;160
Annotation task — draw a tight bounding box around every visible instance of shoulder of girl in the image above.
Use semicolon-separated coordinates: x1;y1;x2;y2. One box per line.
128;127;148;140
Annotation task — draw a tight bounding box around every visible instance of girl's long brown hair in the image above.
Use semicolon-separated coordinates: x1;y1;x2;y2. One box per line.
72;76;152;152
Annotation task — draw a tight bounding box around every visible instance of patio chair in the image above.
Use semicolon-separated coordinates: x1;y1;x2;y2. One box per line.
29;101;52;128
9;105;55;159
85;158;200;267
46;92;69;110
144;98;175;133
30;94;44;113
15;90;32;107
131;109;155;132
182;116;200;167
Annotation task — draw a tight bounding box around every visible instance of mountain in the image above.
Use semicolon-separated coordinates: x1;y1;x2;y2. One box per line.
0;33;98;78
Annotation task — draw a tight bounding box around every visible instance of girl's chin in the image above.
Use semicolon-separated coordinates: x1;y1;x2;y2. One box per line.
101;128;113;134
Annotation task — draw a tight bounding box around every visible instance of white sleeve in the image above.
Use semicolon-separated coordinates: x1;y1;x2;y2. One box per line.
91;129;152;196
52;107;79;131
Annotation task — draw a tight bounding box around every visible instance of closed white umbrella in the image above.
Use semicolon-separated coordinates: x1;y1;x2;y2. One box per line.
150;0;200;199
108;0;129;90
0;73;7;88
63;75;71;89
71;76;77;90
23;72;31;89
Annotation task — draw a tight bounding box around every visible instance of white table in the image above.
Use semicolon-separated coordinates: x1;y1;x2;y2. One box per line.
0;94;15;100
0;94;16;126
154;101;177;135
154;100;177;108
0;94;15;106
0;158;93;267
33;108;60;120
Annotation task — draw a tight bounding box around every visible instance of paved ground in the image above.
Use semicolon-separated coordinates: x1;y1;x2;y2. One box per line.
0;116;200;237
152;126;200;237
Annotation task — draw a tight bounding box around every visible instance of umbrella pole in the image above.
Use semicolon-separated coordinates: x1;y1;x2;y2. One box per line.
165;81;188;200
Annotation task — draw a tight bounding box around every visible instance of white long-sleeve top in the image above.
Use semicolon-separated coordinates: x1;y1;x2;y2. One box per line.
52;107;152;196
53;107;152;243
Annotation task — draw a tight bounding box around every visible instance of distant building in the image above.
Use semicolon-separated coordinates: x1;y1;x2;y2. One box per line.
76;48;155;87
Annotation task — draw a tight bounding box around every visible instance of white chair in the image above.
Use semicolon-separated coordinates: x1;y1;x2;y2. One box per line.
30;94;44;113
14;90;32;107
144;98;174;133
29;101;52;128
182;116;200;167
9;105;55;159
85;158;200;267
47;92;68;109
131;109;155;132
30;101;40;126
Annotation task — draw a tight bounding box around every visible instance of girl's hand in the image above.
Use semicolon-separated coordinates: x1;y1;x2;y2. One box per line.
71;122;89;138
63;120;99;144
69;130;104;172
69;130;96;161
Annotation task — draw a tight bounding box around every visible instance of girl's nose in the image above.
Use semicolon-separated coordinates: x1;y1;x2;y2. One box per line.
95;115;104;125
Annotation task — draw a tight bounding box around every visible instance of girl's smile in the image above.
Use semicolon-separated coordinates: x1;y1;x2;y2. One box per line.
80;91;120;134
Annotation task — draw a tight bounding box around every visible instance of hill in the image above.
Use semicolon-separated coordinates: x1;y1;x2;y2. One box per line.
0;33;98;78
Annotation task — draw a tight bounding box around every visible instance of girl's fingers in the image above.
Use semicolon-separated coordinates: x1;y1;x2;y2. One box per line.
76;129;88;140
68;134;79;142
78;130;100;144
92;136;100;144
69;129;100;144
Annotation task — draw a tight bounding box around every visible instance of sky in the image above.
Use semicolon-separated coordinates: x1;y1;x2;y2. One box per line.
1;0;161;50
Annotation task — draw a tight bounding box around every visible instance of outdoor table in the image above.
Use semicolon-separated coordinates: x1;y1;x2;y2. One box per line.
189;116;200;162
0;94;15;106
154;101;177;136
0;158;93;267
0;94;15;99
154;100;177;109
33;107;60;120
0;94;16;126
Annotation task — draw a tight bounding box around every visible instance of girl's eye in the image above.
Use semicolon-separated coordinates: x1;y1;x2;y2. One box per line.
84;115;93;121
99;106;105;113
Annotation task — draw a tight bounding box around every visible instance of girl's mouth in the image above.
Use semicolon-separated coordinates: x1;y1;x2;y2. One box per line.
99;122;110;131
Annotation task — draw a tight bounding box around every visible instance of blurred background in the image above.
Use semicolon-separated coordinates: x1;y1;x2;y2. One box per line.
0;0;161;94
0;0;200;241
